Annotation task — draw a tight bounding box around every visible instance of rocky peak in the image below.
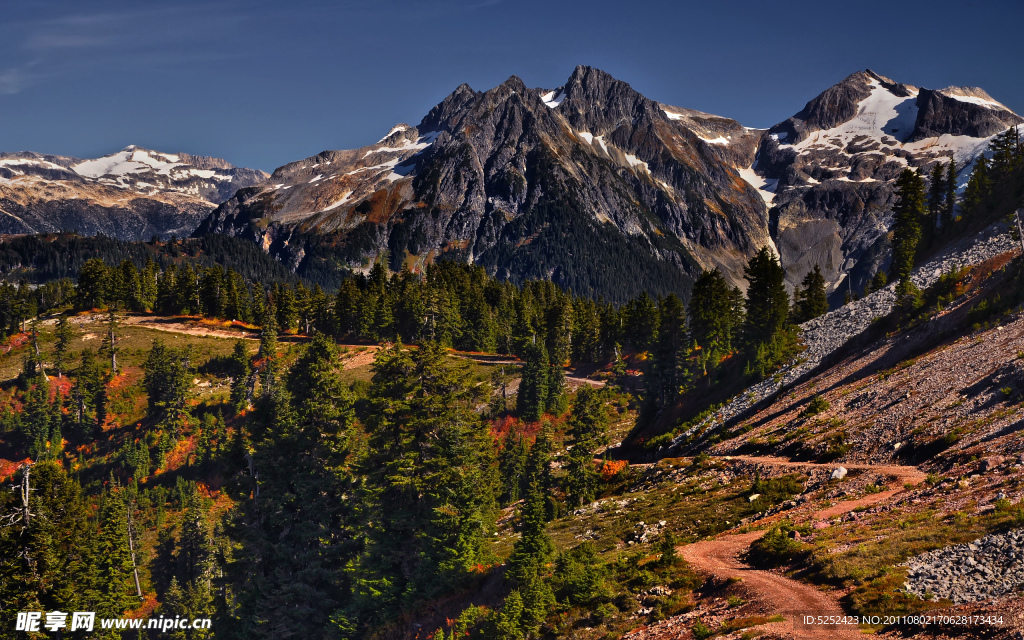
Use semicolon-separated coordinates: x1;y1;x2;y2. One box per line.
554;65;662;134
419;83;479;132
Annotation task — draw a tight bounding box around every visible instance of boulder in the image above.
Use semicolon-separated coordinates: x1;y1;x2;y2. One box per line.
831;466;848;480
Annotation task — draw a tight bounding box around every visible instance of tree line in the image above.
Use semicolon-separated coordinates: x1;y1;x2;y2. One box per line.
889;126;1023;299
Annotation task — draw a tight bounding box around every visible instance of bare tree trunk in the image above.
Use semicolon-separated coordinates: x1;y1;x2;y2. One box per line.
126;507;144;598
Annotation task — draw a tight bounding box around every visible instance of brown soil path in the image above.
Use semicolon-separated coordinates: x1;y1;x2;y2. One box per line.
679;455;927;639
683;532;860;639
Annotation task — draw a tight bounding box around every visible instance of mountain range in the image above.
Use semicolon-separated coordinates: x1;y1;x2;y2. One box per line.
5;67;1021;302
0;146;267;240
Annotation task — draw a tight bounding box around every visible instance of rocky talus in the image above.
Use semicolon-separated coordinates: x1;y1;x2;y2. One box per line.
670;221;1018;451
904;529;1024;603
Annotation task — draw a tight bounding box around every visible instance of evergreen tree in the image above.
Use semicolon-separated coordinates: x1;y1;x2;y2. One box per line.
498;427;529;505
649;294;686;409
229;340;252;414
742;247;793;376
563;387;608;507
0;463;94;626
688;269;741;366
53;314;73;379
353;341;495;625
927;162;946;223
517;338;548;421
72;349;104;438
792;265;828;323
890;168;927;297
963;155;992;217
76;258;108;309
943;158;958;228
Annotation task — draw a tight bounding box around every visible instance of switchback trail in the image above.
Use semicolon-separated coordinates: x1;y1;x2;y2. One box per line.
680;455;927;638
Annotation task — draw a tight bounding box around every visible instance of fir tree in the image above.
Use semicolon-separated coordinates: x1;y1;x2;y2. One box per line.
792;265;828;323
742;247;793;376
229;340;252;415
518;338;548;422
563;387;609;507
53;314;73;379
943;158;958;228
649;294;686;409
890;168;927;297
498;427;529;505
962;155;991;217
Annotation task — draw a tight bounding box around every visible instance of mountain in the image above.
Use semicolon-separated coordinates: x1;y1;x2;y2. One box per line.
752;70;1022;300
0;146;268;240
195;67;1022;303
195;66;773;302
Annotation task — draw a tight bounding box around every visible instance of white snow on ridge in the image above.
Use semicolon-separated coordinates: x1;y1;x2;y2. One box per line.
541;89;565;108
700;135;730;145
363;131;440;158
662;109;685;121
577;131;594;144
0;158;65;170
377;124;410;143
71;147;232;186
785;79;920;151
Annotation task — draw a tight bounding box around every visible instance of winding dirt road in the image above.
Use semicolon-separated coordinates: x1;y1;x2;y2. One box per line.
680;455;927;639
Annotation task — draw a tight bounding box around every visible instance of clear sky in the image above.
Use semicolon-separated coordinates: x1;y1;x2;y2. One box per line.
2;0;1022;172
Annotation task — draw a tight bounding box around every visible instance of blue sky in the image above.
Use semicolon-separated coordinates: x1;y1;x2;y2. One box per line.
2;0;1022;171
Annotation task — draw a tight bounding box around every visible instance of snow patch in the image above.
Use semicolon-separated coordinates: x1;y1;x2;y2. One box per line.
377;124;409;143
541;90;565;108
737;166;778;204
323;192;353;211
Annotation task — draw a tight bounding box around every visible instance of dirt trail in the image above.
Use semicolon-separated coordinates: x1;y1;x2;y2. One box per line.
722;455;928;485
121;315;261;340
683;532;860;639
679;455;927;639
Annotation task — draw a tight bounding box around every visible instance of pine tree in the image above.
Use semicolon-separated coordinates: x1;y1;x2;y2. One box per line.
53;314;73;379
792;265;828;324
229;340;252;415
890;168;927;297
943;158;958;229
649;294;686;408
563;387;608;507
517;338;548;421
928;162;946;223
742;247;793;376
962;155;991;218
498;427;529;505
